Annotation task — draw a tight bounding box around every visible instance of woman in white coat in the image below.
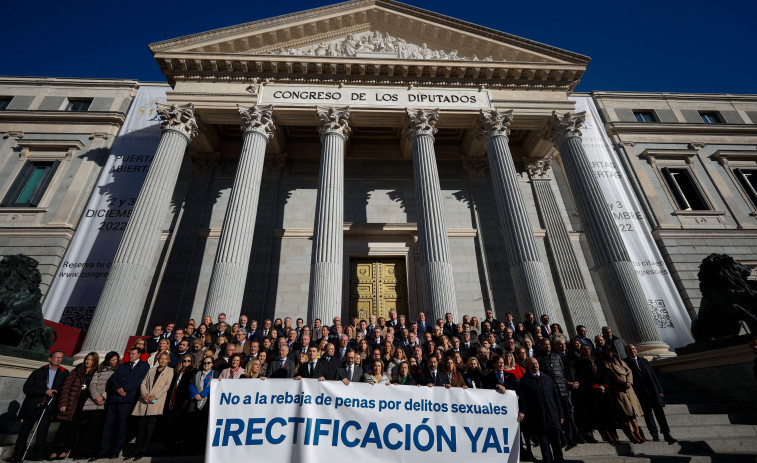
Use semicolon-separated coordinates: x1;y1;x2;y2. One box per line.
131;351;174;459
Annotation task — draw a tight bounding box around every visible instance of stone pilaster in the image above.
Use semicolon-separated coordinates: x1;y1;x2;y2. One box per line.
307;106;350;326
81;103;197;355
526;158;600;336
544;111;670;356
203;105;276;323
478;109;558;322
406;108;458;322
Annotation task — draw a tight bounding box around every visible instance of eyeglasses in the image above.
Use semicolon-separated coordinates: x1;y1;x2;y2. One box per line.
202;362;213;365
182;360;192;363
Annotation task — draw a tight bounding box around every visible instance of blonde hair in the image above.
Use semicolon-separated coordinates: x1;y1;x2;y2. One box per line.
245;359;261;378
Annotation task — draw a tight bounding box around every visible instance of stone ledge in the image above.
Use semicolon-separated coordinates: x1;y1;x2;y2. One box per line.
652;343;753;373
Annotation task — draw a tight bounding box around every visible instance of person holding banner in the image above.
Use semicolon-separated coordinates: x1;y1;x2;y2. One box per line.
391;361;416;385
363;359;391;384
519;357;565;463
420;356;449;387
219;353;245;380
337;349;363;384
267;344;296;378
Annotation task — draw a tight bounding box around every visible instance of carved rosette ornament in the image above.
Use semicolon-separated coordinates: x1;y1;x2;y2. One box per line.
189;151;221;175
543;111;585;147
316;106;351;140
405;108;439;138
238;104;276;139
477;109;513;141
155;102;198;140
461;155;489;178
525;156;552;178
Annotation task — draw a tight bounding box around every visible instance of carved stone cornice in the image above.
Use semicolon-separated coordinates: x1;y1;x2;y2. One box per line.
543;111;585;147
238;104;276;139
156;102;198;140
263;152;288;174
688;142;707;151
461;155;489;178
477;109;512;141
316;106;351;140
404;108;439;139
189;151;221;174
525;156;552;178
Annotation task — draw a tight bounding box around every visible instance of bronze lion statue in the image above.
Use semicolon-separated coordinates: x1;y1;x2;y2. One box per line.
691;253;757;342
0;254;56;352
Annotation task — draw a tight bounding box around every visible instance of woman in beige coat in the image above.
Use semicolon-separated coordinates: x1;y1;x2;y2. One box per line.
602;344;645;443
131;351;175;459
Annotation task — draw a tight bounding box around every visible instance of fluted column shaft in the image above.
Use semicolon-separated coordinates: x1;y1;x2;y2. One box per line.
203;105;276;323
406;108;458;322
479;110;557;322
81;103;197;354
546;112;668;354
308;106;350;326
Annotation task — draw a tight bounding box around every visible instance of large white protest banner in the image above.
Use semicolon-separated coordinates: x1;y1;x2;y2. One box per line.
207;379;519;463
42;85;168;329
570;96;694;348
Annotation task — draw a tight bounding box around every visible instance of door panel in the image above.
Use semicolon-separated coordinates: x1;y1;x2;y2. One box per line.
349;258;408;321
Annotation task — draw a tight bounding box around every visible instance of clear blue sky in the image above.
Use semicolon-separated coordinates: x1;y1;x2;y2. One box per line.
4;0;756;94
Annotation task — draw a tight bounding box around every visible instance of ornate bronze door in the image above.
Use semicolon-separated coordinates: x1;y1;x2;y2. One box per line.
349;258;408;321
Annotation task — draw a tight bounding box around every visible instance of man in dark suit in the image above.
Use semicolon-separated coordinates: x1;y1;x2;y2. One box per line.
295;346;321;379
518;357;565;463
442;312;458;338
210;322;232;345
484;355;518;391
145;325;163;353
337;349;363;384
416;312;433;339
12;350;68;463
161;322;175;339
246;320;260;342
266;345;296;378
624;344;677;443
539;314;552;339
97;347;150;459
420;356;449;387
316;343;340;381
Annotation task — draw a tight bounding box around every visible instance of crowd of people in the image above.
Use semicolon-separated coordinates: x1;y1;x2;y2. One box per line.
13;309;682;463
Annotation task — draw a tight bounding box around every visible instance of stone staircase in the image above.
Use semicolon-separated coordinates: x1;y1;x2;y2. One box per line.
2;374;756;462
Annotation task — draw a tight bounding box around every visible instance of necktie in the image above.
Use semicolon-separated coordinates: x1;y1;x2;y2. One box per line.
348;366;353;381
545;325;551;334
499;372;504;384
281;359;285;369
432;372;436;383
309;363;314;375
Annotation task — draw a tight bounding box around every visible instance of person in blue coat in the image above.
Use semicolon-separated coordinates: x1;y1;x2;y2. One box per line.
93;347;150;460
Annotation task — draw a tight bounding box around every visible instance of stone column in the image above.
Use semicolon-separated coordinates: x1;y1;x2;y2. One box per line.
527;159;601;335
307;106;350;326
81;103;197;355
478;109;558;322
203;105;276;323
544;112;670;355
405;108;458;322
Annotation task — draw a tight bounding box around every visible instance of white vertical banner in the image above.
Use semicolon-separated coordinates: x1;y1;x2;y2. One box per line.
207;379;519;463
42;85;169;329
569;96;694;348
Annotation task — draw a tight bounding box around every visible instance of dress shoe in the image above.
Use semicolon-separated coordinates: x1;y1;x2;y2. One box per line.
564;443;577;451
664;434;678;444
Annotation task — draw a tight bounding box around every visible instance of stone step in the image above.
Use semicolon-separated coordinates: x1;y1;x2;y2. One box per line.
572;454;757;463
665;402;756;415
548;436;757;457
637;424;757;439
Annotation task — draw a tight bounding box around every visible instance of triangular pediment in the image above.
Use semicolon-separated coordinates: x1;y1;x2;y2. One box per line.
150;0;589;90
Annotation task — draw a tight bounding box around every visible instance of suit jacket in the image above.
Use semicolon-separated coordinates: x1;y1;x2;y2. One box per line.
145;337;162;354
539;325;552;339
108;360;150;404
518;373;564;434
624;356;665;408
420;369;450;387
266;358;296;378
484;370;518;391
132;366;174;416
315;356;340;381
210;331;232;346
442;323;458;338
337;365;364;383
235;342;252;357
19;364;69;419
297;361;321;379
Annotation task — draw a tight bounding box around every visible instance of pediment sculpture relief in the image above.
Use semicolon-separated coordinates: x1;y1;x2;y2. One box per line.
268;30;495;61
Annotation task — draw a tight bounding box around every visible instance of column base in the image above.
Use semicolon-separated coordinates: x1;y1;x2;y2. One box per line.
635;340;676;359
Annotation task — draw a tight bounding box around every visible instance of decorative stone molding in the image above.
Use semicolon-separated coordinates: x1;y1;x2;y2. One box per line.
316;106;351;140
263;152;288;174
4;130;24;139
405;108;439;138
238;104;276;139
543;111;585;146
525;156;552;178
89;132;110;140
460;155;489;178
189;151;221;174
477;109;512;140
688;142;707;151
156;102;198;140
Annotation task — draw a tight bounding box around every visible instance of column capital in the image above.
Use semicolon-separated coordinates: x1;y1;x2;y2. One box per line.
238;104;276;140
461;155;489;178
156;102;198;140
263;152;288;175
316;106;351;140
525;156;552;179
477;109;512;140
404;108;439;139
189;151;220;174
543;111;585;147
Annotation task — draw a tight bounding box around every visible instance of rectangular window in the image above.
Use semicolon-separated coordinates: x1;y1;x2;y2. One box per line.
0;97;11;110
633;111;656;123
65;98;91;112
1;160;60;207
734;168;757;207
661;167;709;210
700;112;721;124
